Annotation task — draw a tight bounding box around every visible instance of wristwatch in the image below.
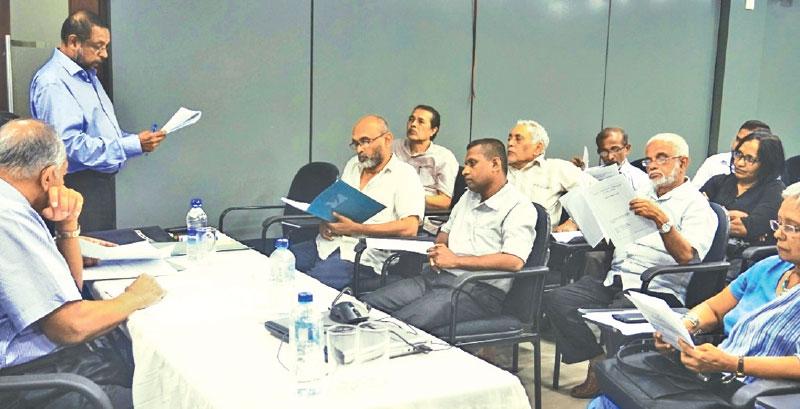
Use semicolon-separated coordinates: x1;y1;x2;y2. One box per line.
682;312;700;334
54;225;81;240
736;356;745;377
659;220;673;234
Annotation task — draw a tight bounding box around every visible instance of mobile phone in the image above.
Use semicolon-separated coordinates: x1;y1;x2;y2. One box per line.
612;312;647;324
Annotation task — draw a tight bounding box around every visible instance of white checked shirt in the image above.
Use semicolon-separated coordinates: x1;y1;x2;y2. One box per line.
693;152;731;188
392;139;459;198
315;154;425;271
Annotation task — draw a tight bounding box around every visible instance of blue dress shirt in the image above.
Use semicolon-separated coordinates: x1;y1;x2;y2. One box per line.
30;49;142;174
0;179;82;368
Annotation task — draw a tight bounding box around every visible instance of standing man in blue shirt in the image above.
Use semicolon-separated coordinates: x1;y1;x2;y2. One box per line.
30;10;167;232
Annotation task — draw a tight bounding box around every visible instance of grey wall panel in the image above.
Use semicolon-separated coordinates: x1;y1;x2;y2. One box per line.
603;0;718;173
471;0;609;163
312;0;473;167
756;3;800;157
111;0;310;237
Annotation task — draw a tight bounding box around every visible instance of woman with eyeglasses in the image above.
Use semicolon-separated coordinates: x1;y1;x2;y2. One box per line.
701;132;785;271
588;182;800;409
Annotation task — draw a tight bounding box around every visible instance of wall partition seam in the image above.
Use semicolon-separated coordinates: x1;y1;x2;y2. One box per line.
468;0;478;142
708;0;730;157
600;0;612;129
309;0;314;163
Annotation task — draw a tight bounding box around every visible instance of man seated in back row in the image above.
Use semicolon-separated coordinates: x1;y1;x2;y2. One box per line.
292;115;425;290
0;119;165;408
544;133;717;399
363;138;537;331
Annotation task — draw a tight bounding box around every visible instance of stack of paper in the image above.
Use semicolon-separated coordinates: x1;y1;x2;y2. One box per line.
80;240;177;281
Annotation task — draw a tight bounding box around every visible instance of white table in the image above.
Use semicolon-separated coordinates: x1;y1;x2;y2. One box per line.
92;249;532;409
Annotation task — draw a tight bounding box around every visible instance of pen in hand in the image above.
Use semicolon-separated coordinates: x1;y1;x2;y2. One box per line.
151;123;158;132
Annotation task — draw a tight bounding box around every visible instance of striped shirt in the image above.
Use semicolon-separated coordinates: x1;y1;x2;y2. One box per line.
720;283;800;384
0;179;82;368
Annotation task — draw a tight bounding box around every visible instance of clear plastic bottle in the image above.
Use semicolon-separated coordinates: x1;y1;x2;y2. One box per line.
185;198;208;261
291;292;324;396
270;238;296;283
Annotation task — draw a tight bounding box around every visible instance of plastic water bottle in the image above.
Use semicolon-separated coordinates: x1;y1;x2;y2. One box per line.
291;292;324;396
271;238;296;283
185;198;208;261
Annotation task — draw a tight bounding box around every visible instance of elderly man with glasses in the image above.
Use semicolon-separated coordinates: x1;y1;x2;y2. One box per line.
543;133;718;399
291;115;425;290
30;11;167;232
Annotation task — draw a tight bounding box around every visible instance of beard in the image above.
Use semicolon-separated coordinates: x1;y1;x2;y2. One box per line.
651;165;679;189
358;150;383;171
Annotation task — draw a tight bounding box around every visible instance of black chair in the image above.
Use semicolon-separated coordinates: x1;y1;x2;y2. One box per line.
218;161;338;254
0;373;113;409
629;157;647;173
423;202;551;409
783;154;800;186
552;202;731;389
0;111;20;127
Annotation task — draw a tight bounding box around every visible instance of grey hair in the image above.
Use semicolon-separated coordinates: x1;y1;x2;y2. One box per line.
647;133;689;157
516;119;550;151
0;119;66;179
782;182;800;201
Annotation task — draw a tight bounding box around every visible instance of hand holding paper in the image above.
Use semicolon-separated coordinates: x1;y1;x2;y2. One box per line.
625;291;695;351
161;107;202;134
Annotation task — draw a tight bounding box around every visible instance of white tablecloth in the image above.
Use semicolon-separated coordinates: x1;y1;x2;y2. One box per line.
92;249;531;409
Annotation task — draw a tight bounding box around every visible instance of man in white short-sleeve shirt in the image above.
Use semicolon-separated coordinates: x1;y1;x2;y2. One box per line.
292;115;425;290
364;138;537;331
544;133;717;398
506;119;596;231
692;120;771;188
392;105;459;210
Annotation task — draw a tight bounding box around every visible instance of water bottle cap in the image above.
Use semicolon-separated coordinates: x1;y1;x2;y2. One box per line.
190;198;203;208
298;292;313;303
275;238;289;249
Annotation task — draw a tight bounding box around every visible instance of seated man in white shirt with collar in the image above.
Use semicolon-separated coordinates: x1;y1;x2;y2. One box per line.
692;119;771;188
543;133;717;399
593;127;650;190
393;104;459;210
363;138;537;331
292;115;425;290
506;119;596;232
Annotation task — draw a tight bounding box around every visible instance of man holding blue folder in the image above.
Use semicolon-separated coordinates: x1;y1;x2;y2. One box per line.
293;115;425;290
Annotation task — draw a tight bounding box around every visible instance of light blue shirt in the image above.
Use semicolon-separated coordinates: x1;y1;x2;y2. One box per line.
0;179;82;368
725;255;793;335
30;49;142;174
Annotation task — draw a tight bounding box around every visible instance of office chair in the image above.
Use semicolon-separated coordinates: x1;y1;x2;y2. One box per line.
0;111;20;126
629;157;647;173
783;154;800;186
0;373;113;409
218;161;338;254
552;202;731;389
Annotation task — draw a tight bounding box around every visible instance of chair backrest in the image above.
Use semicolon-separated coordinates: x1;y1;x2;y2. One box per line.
282;161;339;238
783;155;800;187
502;202;551;325
0;111;20;127
683;201;730;307
450;166;467;210
629;157;647;173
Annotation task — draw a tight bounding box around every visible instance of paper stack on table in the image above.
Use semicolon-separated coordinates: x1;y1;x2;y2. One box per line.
80;240;177;281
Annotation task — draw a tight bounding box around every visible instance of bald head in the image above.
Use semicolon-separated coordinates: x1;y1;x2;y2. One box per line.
0;119;66;180
351;114;393;171
352;114;389;135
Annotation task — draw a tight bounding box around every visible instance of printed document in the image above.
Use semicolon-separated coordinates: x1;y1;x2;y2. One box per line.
585;163;620;181
626;291;695;351
161;107;202;134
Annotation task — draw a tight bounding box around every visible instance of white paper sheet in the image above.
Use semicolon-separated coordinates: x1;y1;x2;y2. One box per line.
365;238;436;255
161;107;202;134
551;231;584;244
280;197;309;212
80;240;167;260
83;259;177;281
626;291;695;350
560;188;606;247
586;174;658;250
585;163;619;181
582;146;589;169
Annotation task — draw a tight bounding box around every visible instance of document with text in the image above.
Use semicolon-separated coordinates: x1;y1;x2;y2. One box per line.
626;291;695;351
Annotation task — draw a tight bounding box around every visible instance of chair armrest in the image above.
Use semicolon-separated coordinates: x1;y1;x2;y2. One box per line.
352;236;435;296
730;379;800;409
639;261;730;291
446;266;549;342
260;214;322;252
0;373;113;409
218;205;283;233
424;209;452;217
740;245;778;273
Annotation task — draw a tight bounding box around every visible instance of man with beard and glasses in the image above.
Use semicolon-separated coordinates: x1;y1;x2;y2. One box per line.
291;115;425;290
543;133;717;399
30;11;167;232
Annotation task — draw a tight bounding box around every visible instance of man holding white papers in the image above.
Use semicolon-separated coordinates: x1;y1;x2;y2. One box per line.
292;115;424;290
544;133;716;398
363;139;537;331
505;119;595;232
593;127;650;191
393;105;459;210
30;11;167;232
0;119;164;408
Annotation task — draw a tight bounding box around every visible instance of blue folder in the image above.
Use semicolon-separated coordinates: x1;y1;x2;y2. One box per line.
306;180;386;223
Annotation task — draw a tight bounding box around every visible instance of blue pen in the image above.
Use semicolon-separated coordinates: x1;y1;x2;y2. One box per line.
151;123;158;132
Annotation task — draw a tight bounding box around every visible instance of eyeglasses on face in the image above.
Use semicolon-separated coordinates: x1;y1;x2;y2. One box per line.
770;219;800;235
598;145;626;157
641;155;681;168
349;131;388;150
732;150;759;165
